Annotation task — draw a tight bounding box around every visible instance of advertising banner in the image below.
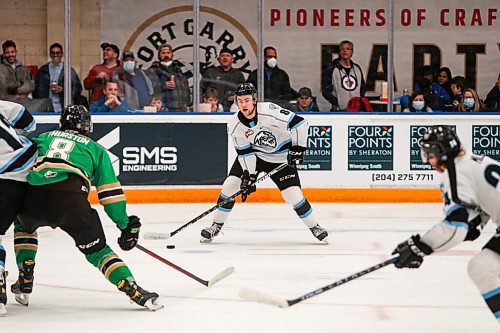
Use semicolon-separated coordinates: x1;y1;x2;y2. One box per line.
35;113;500;189
34;120;228;185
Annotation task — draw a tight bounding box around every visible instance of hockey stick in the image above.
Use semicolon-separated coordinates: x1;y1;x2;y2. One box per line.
239;257;398;307
144;162;289;240
136;244;234;287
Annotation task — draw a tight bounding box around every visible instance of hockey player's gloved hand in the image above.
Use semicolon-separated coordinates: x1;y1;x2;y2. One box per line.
392;234;433;269
465;211;490;241
240;170;257;203
287;146;305;167
118;215;141;251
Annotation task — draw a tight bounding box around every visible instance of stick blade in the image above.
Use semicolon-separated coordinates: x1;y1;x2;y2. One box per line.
143;232;171;240
239;288;290;308
207;266;235;287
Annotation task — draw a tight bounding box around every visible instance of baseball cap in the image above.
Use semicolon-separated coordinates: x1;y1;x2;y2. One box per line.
219;47;233;56
100;42;120;57
122;51;135;60
298;87;312;97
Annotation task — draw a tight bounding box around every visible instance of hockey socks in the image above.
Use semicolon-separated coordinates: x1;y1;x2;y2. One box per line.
85;245;134;285
13;220;38;268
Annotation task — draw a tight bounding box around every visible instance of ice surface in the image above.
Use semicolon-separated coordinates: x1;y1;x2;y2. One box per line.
1;203;497;332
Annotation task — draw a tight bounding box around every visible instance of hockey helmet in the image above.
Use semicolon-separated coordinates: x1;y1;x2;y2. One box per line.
234;83;257;99
60;105;92;135
420;125;461;163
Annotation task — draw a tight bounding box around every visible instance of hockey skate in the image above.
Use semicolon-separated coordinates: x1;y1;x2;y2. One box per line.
0;269;7;316
310;224;329;243
200;222;223;243
10;259;35;306
117;279;163;311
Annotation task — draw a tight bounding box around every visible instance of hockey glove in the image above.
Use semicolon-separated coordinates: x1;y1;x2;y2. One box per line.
287;146;305;167
465;211;490;241
118;215;141;251
240;170;257;203
392;234;433;269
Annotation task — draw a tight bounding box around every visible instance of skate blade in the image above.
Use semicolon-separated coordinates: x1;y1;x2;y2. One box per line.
0;303;6;316
144;298;164;311
14;293;29;306
199;236;213;244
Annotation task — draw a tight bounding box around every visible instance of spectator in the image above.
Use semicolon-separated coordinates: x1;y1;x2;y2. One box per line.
484;73;500;112
457;88;484;112
203;87;224;112
89;78;131;113
322;40;366;111
0;40;35;106
201;47;245;111
403;91;432;112
116;51;153;110
247;46;294;107
436;67;453;101
33;42;83;113
450;75;467;110
146;44;190;112
414;66;452;106
84;42;121;103
149;94;166;112
292;87;319;112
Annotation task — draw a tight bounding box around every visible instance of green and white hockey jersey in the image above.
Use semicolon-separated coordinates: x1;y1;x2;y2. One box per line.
28;129;128;229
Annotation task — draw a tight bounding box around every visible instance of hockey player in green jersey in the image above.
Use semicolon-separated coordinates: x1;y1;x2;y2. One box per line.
17;105;162;311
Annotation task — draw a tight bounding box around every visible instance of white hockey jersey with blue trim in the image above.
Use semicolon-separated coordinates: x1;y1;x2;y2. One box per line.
227;102;308;174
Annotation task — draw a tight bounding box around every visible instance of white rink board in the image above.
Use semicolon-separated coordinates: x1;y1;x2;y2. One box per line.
35;113;500;189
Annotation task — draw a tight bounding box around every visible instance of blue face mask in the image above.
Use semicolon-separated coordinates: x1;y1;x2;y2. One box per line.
464;97;475;108
123;60;135;73
412;101;425;111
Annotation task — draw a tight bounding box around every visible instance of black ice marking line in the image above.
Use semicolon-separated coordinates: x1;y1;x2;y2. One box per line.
136;244;234;287
239;257;397;307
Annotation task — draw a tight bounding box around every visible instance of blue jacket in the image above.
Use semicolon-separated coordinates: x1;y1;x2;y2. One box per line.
89;96;131;113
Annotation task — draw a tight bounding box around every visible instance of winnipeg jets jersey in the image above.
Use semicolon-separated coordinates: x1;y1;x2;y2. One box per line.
0;101;37;182
421;151;500;252
228;102;308;174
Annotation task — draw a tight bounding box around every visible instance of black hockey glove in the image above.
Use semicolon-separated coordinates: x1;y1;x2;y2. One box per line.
240;170;257;203
287;146;305;167
465;211;490;241
118;215;141;251
392;234;433;269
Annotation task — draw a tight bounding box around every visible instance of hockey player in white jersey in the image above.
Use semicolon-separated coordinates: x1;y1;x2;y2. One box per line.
0;101;38;315
392;125;500;322
200;83;328;243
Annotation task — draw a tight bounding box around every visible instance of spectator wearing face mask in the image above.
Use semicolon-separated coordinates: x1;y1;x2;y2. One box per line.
402;91;433;112
457;88;485;112
145;44;190;112
246;46;294;107
116;51;153;110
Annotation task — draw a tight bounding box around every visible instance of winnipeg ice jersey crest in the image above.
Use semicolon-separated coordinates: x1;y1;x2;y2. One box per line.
254;131;277;148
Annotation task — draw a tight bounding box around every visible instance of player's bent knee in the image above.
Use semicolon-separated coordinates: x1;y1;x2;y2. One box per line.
221;175;241;197
467;249;498;285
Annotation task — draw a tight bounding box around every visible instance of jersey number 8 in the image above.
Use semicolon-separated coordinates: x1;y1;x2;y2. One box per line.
46;138;75;160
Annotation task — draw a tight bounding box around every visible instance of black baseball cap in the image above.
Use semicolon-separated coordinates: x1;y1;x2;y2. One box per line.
298;87;312;97
219;47;233;56
122;51;135;60
100;42;120;57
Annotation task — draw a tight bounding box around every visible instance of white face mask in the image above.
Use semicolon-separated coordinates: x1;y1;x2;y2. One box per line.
463;97;475;108
161;60;173;67
123;60;135;73
266;57;277;68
